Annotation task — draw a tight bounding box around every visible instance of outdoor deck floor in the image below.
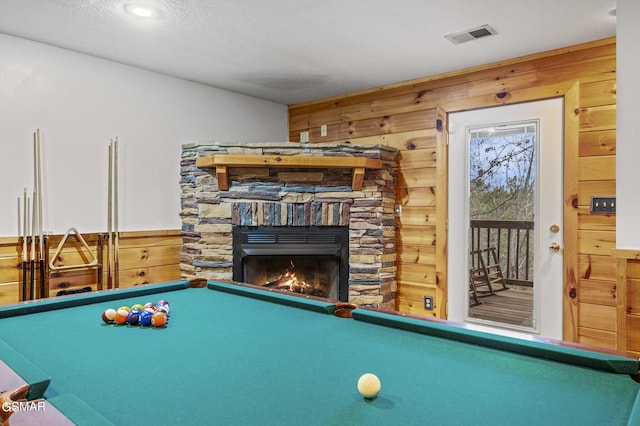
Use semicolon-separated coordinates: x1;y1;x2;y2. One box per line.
469;288;534;328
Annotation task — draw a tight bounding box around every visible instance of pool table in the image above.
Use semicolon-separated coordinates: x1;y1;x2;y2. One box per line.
1;279;639;425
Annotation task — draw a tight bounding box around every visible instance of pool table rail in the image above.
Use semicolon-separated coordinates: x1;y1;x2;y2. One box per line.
0;280;193;320
365;307;640;377
204;279;640;376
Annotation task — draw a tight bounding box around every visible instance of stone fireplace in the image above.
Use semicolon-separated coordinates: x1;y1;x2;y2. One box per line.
179;142;398;308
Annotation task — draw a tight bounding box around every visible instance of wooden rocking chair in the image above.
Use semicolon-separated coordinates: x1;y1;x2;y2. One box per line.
469;247;508;304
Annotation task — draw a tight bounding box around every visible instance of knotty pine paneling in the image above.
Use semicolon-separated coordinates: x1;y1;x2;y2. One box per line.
578;156;616;181
579;105;616;132
580;79;617;108
289;40;616;136
616;256;640;354
624;258;640;355
579;302;616;332
0;239;20;285
578;182;616;205
578;230;616;257
627;277;640;316
0;230;182;306
105;230;182;288
579;327;617;350
289;37;621;349
579;130;616;157
578;278;617;306
626;316;640;354
578;254;618;281
577;208;616;232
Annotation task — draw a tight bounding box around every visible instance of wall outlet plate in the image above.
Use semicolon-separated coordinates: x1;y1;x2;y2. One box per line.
590;196;616;214
424;296;433;311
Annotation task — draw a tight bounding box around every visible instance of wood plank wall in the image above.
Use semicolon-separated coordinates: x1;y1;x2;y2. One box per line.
288;38;620;348
614;251;640;357
0;230;182;305
624;259;640;355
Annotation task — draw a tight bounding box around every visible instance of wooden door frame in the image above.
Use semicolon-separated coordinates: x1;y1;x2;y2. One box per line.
436;81;580;342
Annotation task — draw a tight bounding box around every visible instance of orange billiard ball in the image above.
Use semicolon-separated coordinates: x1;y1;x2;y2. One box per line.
114;309;129;325
151;312;167;328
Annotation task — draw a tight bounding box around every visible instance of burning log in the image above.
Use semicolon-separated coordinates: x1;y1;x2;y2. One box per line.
263;270;311;294
264;272;297;289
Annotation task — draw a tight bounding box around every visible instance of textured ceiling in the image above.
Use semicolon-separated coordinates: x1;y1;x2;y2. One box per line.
0;0;617;105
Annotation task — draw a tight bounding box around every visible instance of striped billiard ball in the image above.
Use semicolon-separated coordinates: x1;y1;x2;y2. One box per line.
114;309;129;325
102;308;116;323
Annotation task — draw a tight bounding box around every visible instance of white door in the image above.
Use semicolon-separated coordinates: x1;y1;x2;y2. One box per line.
448;99;563;340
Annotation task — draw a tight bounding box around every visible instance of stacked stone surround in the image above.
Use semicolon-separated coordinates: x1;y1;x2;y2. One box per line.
179;142;398;308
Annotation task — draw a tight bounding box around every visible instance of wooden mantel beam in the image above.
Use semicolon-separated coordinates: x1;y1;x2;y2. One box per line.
195;154;383;190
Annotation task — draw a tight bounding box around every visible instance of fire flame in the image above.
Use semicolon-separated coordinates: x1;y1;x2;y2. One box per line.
263;261;311;294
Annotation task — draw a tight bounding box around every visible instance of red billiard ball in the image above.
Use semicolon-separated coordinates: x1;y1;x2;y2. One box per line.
102;308;116;323
151;312;167;328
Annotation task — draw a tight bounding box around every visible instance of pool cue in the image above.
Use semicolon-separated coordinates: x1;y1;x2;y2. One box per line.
107;141;113;289
113;138;119;288
29;131;37;300
21;191;27;301
36;129;45;298
30;191;36;300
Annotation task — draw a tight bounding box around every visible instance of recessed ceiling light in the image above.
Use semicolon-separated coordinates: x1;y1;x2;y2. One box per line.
123;3;159;18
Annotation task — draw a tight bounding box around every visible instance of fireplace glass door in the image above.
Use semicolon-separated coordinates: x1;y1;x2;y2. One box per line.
232;226;349;301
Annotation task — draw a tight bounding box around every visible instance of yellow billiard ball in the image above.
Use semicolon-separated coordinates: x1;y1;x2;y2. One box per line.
357;373;381;399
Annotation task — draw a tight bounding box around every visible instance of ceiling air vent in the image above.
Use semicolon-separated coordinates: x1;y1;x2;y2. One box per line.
444;24;498;45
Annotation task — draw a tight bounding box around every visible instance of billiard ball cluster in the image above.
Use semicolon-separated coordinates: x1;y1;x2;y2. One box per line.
101;300;170;328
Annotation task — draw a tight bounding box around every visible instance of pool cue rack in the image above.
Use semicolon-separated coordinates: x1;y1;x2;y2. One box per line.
13;134;117;300
16;129;47;301
17;235;49;301
48;228;103;295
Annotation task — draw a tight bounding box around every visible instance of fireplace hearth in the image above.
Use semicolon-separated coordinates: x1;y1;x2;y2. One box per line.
180;142;398;308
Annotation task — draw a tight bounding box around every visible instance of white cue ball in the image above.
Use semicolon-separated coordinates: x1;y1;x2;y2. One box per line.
357;373;381;399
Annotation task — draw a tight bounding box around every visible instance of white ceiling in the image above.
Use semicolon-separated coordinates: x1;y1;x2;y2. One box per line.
0;0;617;105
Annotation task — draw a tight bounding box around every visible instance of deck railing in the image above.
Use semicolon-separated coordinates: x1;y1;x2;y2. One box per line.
469;220;534;287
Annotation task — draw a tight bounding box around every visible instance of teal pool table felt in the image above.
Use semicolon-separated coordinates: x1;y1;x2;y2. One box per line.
0;280;639;425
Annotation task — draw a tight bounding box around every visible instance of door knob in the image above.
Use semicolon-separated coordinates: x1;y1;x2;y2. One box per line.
549;242;561;253
549;224;560;233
